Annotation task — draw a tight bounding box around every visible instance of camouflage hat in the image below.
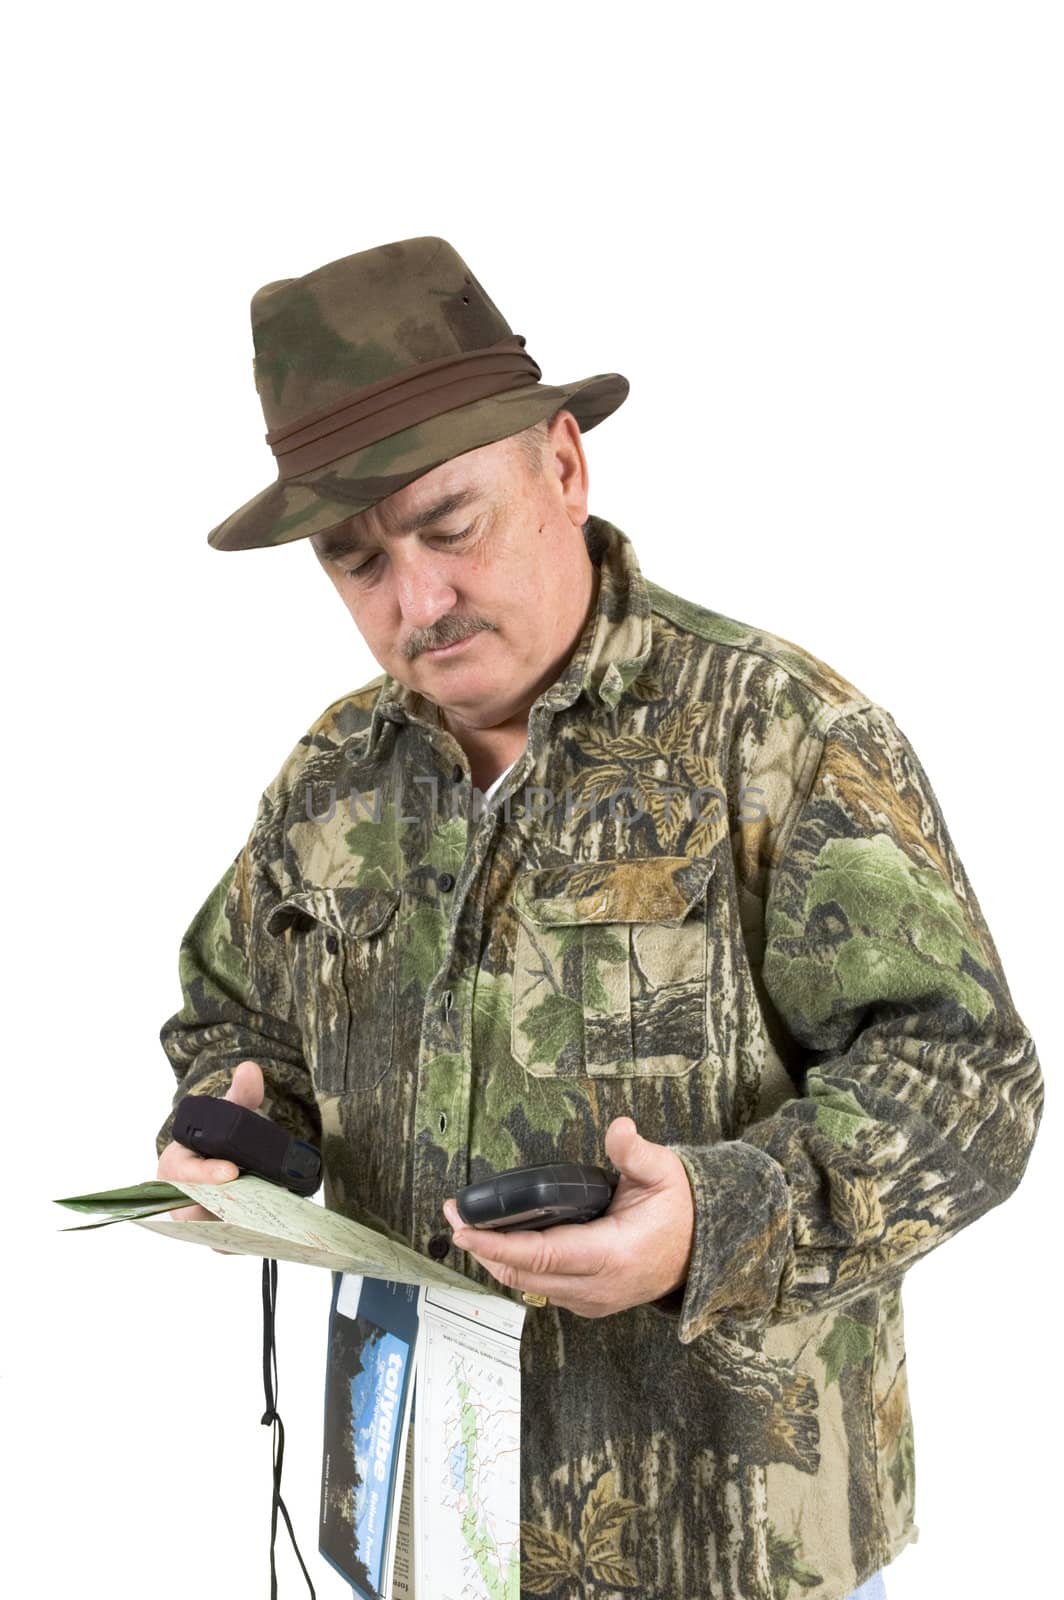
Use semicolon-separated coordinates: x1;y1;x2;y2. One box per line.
207;236;629;552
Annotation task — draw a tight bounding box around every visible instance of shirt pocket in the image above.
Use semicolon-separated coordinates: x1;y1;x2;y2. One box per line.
266;883;401;1096
510;856;716;1078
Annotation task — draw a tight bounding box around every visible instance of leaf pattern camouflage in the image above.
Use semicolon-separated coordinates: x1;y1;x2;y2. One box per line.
157;517;1043;1600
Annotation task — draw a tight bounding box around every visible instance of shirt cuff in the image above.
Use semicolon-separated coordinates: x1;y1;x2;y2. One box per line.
667;1139;793;1342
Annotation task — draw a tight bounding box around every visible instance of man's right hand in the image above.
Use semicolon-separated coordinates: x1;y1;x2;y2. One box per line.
156;1060;266;1222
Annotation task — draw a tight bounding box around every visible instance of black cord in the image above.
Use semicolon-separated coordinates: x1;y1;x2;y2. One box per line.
260;1258;317;1598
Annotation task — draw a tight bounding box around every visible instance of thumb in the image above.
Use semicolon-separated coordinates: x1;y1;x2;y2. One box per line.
224;1059;265;1111
604;1116;669;1188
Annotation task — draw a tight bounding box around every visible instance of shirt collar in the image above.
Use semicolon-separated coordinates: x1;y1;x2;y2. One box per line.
367;514;654;748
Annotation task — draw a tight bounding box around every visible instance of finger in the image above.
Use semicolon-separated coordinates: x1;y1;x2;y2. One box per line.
462;1254;606;1307
441;1200;614;1276
224;1060;265;1111
449;1217;612;1279
157;1142;240;1186
604;1116;668;1187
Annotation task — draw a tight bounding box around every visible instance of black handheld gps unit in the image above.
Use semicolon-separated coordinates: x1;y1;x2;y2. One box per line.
456;1162;616;1232
172;1094;322;1198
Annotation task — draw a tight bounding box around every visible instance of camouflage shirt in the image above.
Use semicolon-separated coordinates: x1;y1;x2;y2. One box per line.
157;516;1043;1600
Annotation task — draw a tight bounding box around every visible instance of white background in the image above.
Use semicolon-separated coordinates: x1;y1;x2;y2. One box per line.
5;3;1060;1597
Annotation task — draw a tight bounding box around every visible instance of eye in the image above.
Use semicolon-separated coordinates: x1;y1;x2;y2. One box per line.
340;523;474;580
343;552;380;580
433;525;472;548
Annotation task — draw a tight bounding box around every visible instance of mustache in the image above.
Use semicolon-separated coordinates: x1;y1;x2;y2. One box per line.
404;616;497;661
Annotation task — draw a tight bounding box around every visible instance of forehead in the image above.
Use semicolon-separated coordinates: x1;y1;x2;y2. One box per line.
311;433;524;560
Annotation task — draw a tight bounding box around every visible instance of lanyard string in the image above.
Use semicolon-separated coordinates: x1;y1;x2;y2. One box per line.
260;1258;317;1598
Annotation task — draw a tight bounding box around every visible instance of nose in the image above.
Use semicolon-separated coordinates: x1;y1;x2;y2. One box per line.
392;546;458;631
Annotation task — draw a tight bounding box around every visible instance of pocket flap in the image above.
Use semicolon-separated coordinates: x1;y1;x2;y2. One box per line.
515;856;715;928
266;883;401;940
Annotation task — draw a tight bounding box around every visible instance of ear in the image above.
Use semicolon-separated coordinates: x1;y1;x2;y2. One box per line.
548;409;590;530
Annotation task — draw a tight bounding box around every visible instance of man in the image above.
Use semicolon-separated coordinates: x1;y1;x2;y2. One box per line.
156;237;1043;1600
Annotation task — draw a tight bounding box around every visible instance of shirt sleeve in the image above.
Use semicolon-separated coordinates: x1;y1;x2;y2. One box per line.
666;702;1044;1341
155;787;320;1158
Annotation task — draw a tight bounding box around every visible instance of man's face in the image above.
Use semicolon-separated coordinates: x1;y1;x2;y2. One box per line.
309;410;595;734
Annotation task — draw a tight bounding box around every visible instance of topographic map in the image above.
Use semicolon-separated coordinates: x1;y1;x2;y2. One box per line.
414;1285;525;1600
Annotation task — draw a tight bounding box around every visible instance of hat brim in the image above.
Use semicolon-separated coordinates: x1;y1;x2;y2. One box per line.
207;371;629;552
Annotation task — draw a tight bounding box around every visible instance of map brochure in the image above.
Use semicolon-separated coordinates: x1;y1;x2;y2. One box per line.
55;1177;527;1600
320;1271;526;1600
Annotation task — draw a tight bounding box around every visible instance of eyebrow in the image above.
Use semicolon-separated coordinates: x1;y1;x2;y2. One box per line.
314;488;481;562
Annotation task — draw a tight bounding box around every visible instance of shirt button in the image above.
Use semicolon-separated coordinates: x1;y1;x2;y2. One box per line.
438;872;456;892
451;764;463;782
325;933;339;954
427;1231;450;1261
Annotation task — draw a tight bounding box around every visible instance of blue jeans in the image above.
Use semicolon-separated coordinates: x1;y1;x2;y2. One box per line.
847;1572;886;1600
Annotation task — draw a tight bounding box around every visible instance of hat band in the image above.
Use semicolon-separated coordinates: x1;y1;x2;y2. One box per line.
265;335;543;480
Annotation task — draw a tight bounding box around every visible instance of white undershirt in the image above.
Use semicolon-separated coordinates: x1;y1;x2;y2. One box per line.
481;758;519;801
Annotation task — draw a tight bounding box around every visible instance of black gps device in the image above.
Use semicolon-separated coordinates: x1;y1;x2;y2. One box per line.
172;1094;322;1198
456;1162;616;1232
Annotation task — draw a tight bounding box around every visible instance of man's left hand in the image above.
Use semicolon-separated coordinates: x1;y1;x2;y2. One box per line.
441;1117;695;1317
